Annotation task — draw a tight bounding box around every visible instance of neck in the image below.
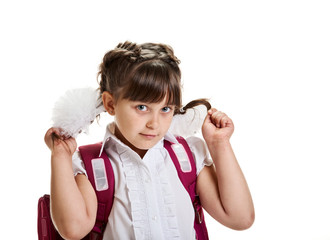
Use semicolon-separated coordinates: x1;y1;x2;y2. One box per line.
114;125;147;158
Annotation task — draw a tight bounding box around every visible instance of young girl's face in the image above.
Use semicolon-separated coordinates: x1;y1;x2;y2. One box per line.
112;96;175;156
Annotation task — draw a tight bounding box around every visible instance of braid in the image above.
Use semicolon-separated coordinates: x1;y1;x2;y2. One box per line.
138;43;180;68
97;41;210;116
115;41;141;62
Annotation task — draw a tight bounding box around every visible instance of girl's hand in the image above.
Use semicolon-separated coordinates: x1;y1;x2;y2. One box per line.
202;108;234;145
44;127;77;158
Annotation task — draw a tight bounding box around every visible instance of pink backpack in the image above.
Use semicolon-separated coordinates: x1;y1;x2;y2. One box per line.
38;137;208;240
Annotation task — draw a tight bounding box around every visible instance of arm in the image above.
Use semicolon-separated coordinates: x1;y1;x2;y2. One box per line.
44;128;97;240
196;109;255;230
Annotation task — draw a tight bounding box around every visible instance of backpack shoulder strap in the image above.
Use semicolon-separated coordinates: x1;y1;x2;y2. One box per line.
164;137;196;196
164;136;209;240
79;143;115;237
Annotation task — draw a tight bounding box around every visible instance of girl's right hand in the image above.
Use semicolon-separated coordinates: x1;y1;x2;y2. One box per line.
44;128;77;158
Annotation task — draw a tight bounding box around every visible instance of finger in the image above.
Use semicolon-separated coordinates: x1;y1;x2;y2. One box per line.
44;127;55;139
220;115;229;128
45;127;61;138
203;112;213;125
204;108;216;123
220;115;234;128
44;128;57;145
211;111;226;128
208;108;218;115
51;132;61;141
45;127;68;149
66;137;77;153
211;112;221;127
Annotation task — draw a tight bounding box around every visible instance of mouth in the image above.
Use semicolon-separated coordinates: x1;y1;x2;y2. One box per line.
140;133;158;139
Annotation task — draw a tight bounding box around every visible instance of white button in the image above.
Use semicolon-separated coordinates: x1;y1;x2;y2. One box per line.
144;178;151;183
152;215;157;221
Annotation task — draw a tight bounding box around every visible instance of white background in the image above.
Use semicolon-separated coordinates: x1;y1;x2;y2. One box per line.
1;0;329;239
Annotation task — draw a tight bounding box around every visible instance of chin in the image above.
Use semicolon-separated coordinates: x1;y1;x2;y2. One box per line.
136;143;156;150
135;139;160;150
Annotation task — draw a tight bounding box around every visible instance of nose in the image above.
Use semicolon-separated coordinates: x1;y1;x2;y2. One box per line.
146;113;159;129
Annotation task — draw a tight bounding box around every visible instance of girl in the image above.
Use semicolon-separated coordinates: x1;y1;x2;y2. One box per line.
44;41;254;240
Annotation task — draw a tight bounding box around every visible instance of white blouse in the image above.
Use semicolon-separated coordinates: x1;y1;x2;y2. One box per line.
72;124;212;240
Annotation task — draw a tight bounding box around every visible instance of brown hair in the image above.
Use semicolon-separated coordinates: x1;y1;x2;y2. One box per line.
98;41;211;115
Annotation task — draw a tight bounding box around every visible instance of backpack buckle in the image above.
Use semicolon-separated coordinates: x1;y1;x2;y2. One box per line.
88;231;103;240
193;195;204;224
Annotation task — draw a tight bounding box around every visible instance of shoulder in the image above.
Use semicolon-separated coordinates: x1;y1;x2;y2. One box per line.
185;135;205;148
166;133;208;157
184;136;213;175
72;150;87;176
185;136;208;157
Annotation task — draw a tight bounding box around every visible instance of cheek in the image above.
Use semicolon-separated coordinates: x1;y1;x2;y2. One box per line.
116;110;143;133
161;115;174;131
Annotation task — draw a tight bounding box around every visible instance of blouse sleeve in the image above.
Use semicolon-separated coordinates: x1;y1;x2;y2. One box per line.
72;150;87;176
185;136;213;176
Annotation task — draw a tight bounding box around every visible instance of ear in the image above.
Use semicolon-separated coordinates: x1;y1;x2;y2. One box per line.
102;91;116;116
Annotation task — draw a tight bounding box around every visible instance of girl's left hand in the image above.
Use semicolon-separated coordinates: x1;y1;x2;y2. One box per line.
202;108;234;144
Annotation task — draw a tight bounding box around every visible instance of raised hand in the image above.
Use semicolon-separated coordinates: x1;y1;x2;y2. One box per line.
202;108;234;145
44;127;77;158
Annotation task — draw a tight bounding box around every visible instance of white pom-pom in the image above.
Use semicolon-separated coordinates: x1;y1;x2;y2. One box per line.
169;105;208;137
52;88;105;138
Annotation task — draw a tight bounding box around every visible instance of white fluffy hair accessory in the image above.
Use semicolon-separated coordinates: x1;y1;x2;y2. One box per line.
169;105;208;138
51;87;105;138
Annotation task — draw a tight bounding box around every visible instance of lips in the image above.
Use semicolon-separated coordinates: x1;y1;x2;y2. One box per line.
140;133;157;139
